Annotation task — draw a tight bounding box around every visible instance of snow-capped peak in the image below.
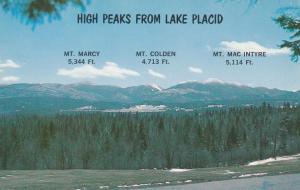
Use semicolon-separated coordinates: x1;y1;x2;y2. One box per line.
203;78;225;84
150;84;163;91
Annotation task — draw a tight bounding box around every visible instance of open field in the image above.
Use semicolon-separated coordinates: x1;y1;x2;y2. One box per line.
1;156;300;190
147;173;300;190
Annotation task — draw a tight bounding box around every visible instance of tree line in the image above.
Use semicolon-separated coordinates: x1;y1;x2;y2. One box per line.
1;103;300;169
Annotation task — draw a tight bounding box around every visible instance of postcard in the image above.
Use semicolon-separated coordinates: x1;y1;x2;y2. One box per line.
1;0;300;189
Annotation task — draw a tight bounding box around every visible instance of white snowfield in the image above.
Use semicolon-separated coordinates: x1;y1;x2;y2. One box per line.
103;105;167;112
247;153;300;166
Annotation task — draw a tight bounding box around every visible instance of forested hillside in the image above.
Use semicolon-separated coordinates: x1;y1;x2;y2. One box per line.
1;83;300;114
1;103;300;170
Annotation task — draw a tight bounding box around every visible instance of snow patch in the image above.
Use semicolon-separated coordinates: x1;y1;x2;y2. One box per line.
117;185;129;188
204;78;225;84
103;105;167;112
132;183;151;187
178;80;198;84
117;183;151;188
99;186;109;189
223;170;239;174
184;180;192;183
247;153;300;166
238;173;267;178
175;108;194;112
150;84;163;91
207;104;224;108
75;105;95;111
169;168;193;172
203;78;246;87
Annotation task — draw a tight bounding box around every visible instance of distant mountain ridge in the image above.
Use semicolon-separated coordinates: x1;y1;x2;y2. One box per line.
0;82;299;113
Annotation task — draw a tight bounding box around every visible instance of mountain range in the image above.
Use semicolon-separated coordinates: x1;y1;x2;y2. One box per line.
0;82;299;114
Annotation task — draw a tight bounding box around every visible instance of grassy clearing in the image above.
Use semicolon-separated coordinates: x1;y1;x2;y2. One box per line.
1;158;300;190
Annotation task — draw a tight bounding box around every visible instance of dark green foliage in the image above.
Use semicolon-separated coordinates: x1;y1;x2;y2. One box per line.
1;104;300;170
275;15;300;62
0;0;86;25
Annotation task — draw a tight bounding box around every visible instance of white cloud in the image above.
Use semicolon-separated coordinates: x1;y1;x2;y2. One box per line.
1;76;20;82
0;59;21;69
220;41;290;56
148;69;166;79
57;62;140;79
0;60;21;84
189;67;203;74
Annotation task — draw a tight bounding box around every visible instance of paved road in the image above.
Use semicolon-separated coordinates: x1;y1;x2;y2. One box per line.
145;173;300;190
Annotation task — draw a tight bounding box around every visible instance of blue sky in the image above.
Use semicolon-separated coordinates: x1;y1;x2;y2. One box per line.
0;0;300;91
